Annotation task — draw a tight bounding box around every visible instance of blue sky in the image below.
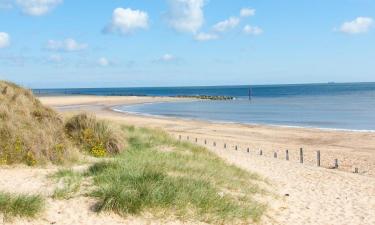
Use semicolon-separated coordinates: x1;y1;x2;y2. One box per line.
0;0;374;88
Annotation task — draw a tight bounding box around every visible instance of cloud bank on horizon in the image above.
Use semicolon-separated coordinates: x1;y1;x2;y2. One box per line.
0;0;374;87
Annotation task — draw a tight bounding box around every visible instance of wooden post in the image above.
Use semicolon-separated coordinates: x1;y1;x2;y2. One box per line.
260;150;263;156
195;138;197;143
274;152;277;158
204;140;207;145
213;142;216;147
300;148;304;164
179;135;181;140
235;145;238;151
187;136;189;140
317;151;321;167
224;143;226;149
334;159;338;169
286;150;289;161
247;148;250;153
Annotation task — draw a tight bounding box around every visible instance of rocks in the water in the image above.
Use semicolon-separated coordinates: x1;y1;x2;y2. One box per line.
176;95;234;100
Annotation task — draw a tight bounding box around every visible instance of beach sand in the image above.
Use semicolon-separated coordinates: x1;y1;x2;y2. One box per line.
1;95;374;225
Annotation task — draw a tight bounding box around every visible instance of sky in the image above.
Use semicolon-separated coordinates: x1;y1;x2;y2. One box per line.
0;0;374;88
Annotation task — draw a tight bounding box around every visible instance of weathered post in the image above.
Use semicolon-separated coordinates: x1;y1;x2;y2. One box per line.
334;159;338;169
274;152;277;158
260;150;263;156
179;135;181;140
317;151;321;167
187;136;189;140
235;145;238;151
195;138;198;143
286;150;289;161
300;148;304;164
213;142;216;147
247;148;250;153
204;139;207;145
224;143;226;149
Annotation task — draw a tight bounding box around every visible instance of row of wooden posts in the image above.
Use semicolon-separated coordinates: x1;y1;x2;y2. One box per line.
179;135;359;174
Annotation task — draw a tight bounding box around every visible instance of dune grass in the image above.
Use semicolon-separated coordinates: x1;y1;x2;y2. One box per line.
50;169;83;200
86;126;268;224
0;192;44;220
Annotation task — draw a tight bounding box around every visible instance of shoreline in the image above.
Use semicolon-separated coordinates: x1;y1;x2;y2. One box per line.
46;94;375;134
111;106;375;134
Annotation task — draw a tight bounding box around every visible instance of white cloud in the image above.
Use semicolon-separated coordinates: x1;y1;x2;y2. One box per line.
157;54;176;62
166;0;205;34
338;17;373;34
97;57;110;66
243;25;263;35
0;32;10;48
194;32;218;41
46;38;88;52
15;0;62;16
105;7;149;35
212;17;240;32
240;8;255;17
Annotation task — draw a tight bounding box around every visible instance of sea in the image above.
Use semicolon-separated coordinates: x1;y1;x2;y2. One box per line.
34;83;375;131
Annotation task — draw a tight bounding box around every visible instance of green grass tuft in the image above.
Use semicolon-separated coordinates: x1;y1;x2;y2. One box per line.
50;169;83;200
0;192;44;220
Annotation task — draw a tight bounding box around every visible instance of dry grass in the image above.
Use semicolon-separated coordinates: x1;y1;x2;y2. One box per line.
0;80;75;165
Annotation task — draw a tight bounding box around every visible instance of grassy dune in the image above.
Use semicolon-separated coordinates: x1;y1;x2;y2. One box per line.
0;81;73;165
85;126;268;224
0;81;126;165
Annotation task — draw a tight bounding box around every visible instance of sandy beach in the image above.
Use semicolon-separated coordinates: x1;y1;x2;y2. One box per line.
38;95;375;224
40;95;375;177
1;95;374;225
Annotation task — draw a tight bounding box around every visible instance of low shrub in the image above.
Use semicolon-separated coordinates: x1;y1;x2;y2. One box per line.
64;113;125;157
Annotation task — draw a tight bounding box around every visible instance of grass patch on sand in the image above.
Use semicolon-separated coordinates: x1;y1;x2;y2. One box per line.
50;169;83;200
0;192;44;220
87;126;268;224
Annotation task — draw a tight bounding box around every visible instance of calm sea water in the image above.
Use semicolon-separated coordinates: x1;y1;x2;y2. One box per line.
35;83;375;131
